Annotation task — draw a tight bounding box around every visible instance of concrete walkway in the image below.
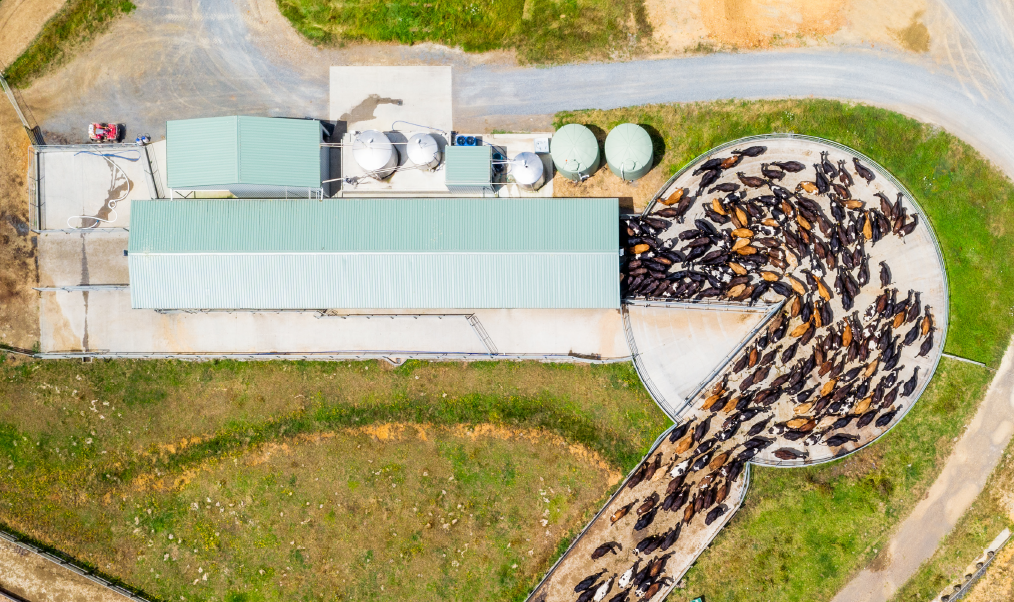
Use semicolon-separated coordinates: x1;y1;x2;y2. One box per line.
832;339;1014;602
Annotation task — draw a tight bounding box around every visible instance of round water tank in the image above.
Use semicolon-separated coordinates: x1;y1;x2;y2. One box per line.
407;133;440;170
605;123;653;181
353;130;397;179
551;124;600;182
511;152;545;191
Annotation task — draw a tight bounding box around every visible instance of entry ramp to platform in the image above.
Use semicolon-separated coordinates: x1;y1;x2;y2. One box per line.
623;302;774;419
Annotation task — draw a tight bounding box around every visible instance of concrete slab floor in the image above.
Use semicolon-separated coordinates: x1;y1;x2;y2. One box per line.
330;66;452;136
38;148;151;230
625;304;770;418
38;289;628;358
37;230;130;287
340;132;555;198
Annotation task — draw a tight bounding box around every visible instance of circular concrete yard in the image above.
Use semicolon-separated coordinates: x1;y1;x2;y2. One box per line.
527;136;948;602
625;134;948;465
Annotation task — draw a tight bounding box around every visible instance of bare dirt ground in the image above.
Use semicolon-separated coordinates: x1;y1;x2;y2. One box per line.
648;0;936;53
0;538;125;602
551;165;670;213
0;99;38;350
17;0;1003;144
0;0;67;69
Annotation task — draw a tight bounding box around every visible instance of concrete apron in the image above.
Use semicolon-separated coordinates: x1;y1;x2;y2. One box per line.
832;337;1014;602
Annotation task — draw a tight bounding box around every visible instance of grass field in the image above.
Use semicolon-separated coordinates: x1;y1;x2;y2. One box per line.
3;0;135;86
0;359;668;601
276;0;650;63
557;99;1014;367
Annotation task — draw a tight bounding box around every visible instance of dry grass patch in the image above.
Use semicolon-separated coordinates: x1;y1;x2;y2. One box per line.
0;101;37;350
98;426;616;602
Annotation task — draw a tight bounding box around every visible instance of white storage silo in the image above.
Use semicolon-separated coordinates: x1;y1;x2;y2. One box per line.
353;130;398;180
407;133;441;170
511;151;545;192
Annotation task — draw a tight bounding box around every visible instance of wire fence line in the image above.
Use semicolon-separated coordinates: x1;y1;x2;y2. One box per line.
0;72;42;145
0;527;152;602
936;528;1011;602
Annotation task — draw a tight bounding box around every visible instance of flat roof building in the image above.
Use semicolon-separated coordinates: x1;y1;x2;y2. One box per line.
166;116;323;198
127;198;620;310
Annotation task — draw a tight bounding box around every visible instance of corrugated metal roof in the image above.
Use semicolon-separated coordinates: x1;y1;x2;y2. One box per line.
128;198;620;310
166;117;238;187
128;199;617;253
166;116;320;188
445;146;491;185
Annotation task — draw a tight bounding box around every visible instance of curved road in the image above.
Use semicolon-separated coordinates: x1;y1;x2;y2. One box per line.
15;0;1014;600
22;0;1014;178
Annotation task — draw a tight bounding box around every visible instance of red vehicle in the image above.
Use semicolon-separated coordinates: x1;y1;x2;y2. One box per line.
88;122;121;142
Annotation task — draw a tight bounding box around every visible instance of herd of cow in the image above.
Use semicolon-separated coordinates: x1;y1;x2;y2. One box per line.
528;141;944;602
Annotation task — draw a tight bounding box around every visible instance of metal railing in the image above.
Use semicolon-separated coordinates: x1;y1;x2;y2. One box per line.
0;526;152;602
26;146;40;230
937;528;1011;602
140;145;162;199
624;298;774;313
34;350;632;363
466;315;498;355
0;72;41;145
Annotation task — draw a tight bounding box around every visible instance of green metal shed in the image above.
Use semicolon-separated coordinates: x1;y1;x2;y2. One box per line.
551;124;600;182
605;123;653;181
444;146;493;195
127;198;620;310
166;116;322;197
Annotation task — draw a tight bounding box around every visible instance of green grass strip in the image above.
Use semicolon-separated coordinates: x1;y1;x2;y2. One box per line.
3;0;135;87
276;0;650;63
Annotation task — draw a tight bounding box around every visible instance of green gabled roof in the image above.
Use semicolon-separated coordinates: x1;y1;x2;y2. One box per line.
444;146;491;185
127;198;620;310
166;116;320;188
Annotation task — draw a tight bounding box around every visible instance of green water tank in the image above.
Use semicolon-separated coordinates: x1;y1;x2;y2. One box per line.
551;124;600;182
605;123;653;181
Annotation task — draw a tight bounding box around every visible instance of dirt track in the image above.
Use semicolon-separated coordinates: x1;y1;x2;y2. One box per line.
831;341;1014;602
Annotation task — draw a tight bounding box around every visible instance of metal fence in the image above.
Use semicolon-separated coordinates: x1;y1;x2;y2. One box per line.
937;528;1012;602
0;526;152;602
0;72;42;145
26;145;41;230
